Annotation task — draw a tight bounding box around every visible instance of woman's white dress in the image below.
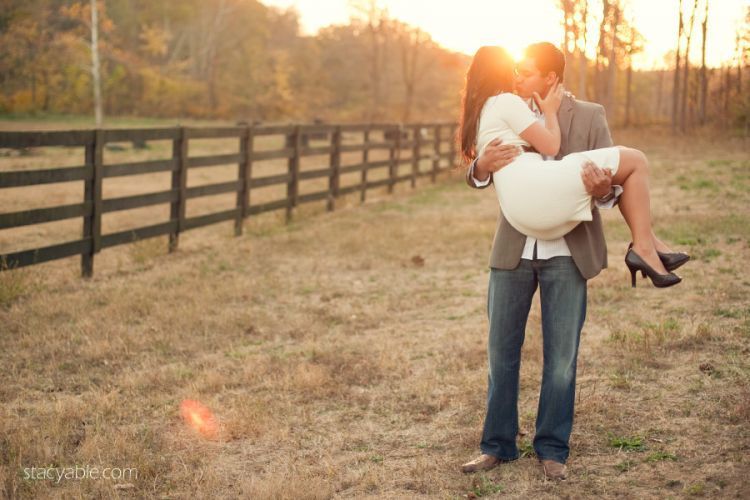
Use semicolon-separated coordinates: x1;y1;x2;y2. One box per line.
476;92;620;240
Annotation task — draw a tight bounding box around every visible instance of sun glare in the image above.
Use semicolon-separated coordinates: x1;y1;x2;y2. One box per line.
180;399;219;439
267;0;747;70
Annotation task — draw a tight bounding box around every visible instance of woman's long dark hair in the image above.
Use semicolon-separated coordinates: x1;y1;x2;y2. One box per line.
458;46;516;164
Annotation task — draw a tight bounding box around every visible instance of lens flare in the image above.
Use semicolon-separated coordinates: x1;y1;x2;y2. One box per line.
180;399;218;439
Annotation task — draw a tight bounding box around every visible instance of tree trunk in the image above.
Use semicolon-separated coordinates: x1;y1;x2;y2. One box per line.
624;62;632;127
605;4;620;120
205;0;229;113
656;69;665;120
577;0;589;100
624;25;638;127
91;0;103;127
672;0;684;133
399;29;422;123
699;0;709;124
31;71;37;111
362;0;387;122
737;34;743;96
42;68;51;111
595;0;610;103
561;0;574;85
723;65;730;129
680;0;698;133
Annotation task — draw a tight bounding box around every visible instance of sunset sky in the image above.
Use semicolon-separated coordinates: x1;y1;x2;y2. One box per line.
264;0;748;70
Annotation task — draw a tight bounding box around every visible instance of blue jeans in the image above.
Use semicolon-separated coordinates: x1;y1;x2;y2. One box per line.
480;256;587;464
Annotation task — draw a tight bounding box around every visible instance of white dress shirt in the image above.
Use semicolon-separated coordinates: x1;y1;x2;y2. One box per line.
471;99;622;260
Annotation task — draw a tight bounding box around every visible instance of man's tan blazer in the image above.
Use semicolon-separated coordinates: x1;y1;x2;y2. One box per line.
465;94;614;280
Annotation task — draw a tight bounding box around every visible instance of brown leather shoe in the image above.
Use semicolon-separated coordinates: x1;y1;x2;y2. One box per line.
540;459;567;480
460;454;501;473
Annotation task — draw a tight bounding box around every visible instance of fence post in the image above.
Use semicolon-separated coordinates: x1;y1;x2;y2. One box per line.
169;127;188;252
235;125;253;236
432;125;441;183
360;126;369;203
388;125;400;194
411;125;420;188
286;126;300;223
328;125;342;212
81;129;103;278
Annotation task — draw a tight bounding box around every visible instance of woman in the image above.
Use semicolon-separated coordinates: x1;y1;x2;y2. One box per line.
459;46;688;288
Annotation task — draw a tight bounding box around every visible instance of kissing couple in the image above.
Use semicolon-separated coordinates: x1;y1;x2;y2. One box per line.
458;42;689;480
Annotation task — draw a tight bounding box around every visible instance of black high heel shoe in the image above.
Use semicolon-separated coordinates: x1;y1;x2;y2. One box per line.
657;250;690;272
628;243;690;272
625;248;682;288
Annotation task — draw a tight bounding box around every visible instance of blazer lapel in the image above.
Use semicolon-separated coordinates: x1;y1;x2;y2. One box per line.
557;95;575;157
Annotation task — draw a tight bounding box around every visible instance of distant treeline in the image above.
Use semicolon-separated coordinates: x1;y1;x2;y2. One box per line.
0;0;748;130
558;0;749;132
0;0;469;123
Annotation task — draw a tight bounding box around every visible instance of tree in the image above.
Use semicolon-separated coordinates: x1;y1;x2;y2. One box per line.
672;0;684;133
560;0;575;84
699;0;709;125
558;0;590;99
624;26;644;127
91;0;103;126
592;0;638;121
349;0;392;122
595;0;610;104
0;0;469;123
604;2;621;115
396;25;433;122
733;8;750;133
680;0;699;132
577;0;590;100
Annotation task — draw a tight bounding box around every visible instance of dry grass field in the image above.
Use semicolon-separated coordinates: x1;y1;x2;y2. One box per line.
0;123;748;499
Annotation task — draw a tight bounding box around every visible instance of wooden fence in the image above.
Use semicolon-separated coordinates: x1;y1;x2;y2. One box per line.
0;122;458;277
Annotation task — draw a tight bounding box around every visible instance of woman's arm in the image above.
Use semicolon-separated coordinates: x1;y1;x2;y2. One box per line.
518;81;563;156
519;116;560;157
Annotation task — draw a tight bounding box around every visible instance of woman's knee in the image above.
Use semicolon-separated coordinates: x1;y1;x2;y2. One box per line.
620;146;649;174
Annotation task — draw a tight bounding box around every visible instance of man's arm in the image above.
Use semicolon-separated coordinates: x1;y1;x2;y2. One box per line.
464;139;520;189
465;158;492;189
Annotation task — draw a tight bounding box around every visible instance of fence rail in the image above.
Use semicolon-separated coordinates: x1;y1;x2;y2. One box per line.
0;122;458;276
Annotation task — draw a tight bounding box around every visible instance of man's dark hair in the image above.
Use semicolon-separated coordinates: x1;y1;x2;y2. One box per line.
524;42;566;83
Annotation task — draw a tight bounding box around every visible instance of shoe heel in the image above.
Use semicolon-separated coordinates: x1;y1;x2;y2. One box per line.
625;247;682;289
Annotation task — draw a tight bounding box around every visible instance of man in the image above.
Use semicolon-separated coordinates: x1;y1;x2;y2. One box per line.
459;42;620;481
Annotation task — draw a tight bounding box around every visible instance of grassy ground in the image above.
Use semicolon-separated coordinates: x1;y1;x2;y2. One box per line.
0;127;748;499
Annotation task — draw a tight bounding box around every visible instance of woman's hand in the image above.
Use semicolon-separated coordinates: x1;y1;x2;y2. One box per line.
520;80;563;156
533;79;564;116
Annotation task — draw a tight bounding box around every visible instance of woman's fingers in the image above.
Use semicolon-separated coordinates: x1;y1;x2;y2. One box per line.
553;82;564;100
532;91;542;110
550;78;560;94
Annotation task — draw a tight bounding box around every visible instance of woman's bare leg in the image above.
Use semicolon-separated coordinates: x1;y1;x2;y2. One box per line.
651;232;673;254
610;146;670;275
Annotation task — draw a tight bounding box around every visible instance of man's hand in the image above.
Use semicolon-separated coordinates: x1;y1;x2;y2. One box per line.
580;161;613;198
475;139;520;181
